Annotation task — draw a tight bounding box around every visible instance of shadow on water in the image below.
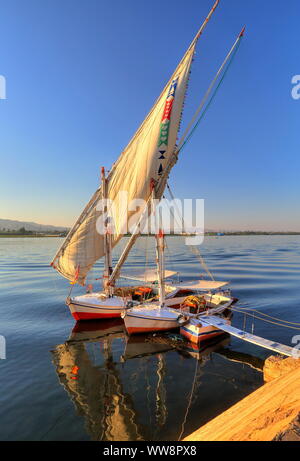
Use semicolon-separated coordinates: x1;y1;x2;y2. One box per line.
51;319;263;441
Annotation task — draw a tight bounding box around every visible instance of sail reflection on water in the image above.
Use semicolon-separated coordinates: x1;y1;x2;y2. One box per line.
51;320;261;441
52;320;142;441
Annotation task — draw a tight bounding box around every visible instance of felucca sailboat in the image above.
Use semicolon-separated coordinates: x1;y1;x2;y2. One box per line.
122;229;235;334
51;0;242;322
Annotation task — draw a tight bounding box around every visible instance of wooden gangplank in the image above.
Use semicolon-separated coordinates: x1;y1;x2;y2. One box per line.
201;315;296;357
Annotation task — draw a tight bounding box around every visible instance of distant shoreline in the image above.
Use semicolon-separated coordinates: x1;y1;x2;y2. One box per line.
204;232;300;236
0;234;65;238
130;232;300;237
1;232;299;238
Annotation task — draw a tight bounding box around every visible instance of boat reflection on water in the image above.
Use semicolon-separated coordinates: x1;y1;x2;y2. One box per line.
69;318;125;341
180;334;231;361
51;320;262;441
52;320;143;441
121;331;230;362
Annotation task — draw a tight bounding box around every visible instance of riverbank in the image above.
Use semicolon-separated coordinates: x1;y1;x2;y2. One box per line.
0;234;64;238
183;356;300;441
1;232;300;238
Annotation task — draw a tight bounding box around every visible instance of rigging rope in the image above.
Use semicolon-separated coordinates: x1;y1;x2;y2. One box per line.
229;305;300;326
166;182;214;281
178;38;242;154
228;305;300;331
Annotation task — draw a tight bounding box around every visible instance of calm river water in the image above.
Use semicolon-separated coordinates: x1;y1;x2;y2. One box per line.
0;235;299;440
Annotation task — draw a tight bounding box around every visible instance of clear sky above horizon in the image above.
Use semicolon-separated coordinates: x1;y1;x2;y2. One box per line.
0;0;299;231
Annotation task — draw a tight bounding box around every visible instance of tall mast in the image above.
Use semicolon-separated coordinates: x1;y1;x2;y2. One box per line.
108;193;152;285
107;1;220;287
154;181;165;309
101;167;113;295
51;1;221;287
156;229;165;308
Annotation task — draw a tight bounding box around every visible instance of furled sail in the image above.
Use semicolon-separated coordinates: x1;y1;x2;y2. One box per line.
51;2;220;285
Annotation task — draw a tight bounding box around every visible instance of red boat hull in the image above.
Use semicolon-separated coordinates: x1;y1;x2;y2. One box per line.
71;311;121;321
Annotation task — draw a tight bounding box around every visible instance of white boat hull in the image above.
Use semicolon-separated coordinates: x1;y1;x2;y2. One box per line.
66;286;174;321
67;288;235;325
180;316;231;344
123;306;180;335
67;293;126;321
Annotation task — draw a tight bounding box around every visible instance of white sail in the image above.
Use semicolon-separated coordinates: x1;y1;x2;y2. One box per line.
51;46;195;285
51;1;220;285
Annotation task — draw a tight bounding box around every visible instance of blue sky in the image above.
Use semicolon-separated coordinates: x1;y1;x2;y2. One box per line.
0;0;299;231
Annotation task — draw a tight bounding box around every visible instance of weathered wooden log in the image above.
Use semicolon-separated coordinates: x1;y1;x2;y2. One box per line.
263;355;300;383
184;364;300;441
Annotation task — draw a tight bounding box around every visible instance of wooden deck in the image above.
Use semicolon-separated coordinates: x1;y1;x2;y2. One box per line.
184;362;300;441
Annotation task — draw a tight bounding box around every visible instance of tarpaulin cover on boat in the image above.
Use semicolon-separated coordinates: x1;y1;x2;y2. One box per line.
174;281;229;290
120;269;178;283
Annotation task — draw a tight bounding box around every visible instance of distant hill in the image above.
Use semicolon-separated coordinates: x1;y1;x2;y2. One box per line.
0;219;69;233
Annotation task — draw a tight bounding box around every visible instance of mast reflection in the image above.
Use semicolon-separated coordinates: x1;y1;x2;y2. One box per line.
52;320;258;441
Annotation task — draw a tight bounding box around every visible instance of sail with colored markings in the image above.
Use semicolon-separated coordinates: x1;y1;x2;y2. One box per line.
51;41;196;285
51;0;222;285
